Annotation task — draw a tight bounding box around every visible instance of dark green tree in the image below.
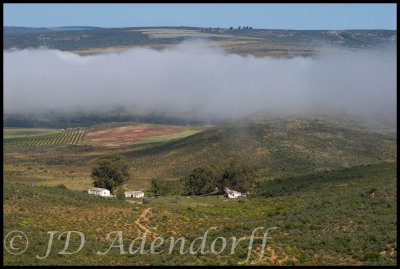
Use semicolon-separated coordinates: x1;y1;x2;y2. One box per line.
91;153;130;192
217;160;255;193
184;165;218;195
151;178;162;196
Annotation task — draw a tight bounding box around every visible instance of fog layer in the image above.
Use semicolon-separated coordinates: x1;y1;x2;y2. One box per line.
4;41;396;119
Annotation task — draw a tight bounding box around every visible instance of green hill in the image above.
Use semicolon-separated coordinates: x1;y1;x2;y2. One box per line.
123;114;396;180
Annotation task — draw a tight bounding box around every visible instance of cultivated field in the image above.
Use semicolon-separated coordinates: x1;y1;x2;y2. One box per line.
85;124;204;147
3;123;207;191
3;129;85;146
4;128;61;138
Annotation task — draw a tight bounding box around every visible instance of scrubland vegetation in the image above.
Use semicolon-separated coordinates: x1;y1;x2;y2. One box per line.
3;114;397;265
2;113;397;266
3;162;396;265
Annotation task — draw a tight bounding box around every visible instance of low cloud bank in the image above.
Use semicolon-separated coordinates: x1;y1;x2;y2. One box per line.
4;41;396;120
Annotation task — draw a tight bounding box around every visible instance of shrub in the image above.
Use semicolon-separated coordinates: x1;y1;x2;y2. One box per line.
116;187;126;201
364;252;381;261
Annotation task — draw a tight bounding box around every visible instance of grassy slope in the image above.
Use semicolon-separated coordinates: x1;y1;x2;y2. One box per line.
3;115;396;191
3;162;396;265
123;115;396;180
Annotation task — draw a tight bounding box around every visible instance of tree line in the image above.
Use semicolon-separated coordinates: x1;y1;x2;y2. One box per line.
90;153;256;197
151;160;256;196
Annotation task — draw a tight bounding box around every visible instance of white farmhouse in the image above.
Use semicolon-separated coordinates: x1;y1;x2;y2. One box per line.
88;187;111;197
224;187;247;199
125;191;144;198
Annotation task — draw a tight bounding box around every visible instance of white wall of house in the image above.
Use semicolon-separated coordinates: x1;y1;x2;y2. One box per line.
88;188;111;197
125;191;144;198
224;186;245;199
228;191;242;199
101;190;110;197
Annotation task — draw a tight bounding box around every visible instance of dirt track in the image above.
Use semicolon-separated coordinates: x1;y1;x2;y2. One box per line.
135;207;159;237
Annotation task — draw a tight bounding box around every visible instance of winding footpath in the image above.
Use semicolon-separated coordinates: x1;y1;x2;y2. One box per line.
135;207;159;237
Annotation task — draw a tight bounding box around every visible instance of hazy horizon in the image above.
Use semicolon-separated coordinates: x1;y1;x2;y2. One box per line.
4;26;397;30
4;40;396;121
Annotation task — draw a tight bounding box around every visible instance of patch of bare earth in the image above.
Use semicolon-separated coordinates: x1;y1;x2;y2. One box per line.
135;207;159;238
85;125;183;147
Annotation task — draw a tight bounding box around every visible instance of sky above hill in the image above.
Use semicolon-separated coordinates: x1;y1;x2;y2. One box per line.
3;3;396;30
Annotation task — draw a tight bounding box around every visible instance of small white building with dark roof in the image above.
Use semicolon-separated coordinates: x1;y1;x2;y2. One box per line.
125;191;144;198
88;187;111;197
224;187;247;199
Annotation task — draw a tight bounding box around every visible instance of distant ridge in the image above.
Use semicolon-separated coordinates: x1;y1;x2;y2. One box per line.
57;26;103;29
4;26;102;36
3;26;396;57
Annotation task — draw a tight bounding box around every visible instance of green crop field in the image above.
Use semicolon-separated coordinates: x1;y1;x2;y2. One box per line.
3;129;86;146
4;128;61;138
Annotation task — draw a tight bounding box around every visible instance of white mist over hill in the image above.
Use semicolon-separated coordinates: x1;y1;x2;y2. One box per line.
4;41;396;120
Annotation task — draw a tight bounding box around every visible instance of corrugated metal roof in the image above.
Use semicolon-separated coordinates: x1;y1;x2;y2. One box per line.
125;191;143;194
89;187;109;192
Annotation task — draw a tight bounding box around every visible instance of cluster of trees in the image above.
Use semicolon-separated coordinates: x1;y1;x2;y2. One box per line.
183;165;219;195
150;160;256;196
91;153;255;197
185;161;255;195
217;160;255;193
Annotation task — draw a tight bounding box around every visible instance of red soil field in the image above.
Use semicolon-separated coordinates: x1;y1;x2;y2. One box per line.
85;125;183;147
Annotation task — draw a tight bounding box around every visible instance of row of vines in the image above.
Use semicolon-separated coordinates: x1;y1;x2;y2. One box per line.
4;130;86;146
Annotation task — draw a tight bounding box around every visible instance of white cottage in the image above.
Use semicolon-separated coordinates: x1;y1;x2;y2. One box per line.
125;191;144;198
88;187;111;197
224;187;246;199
